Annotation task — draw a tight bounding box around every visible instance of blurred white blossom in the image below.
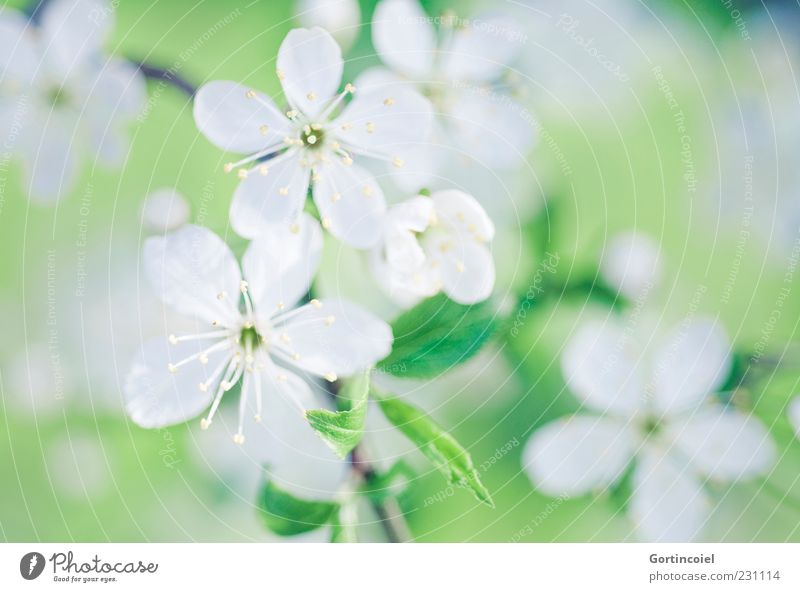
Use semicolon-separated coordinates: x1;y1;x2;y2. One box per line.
523;315;774;542
364;0;535;202
600;232;662;301
294;0;361;51
141;188;191;233
0;0;145;203
193;26;432;249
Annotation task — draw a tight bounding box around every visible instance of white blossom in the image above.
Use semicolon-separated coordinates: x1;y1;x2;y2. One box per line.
0;0;145;203
141;188;191;233
365;0;534;193
193;26;433;249
370;190;495;306
124;217;392;443
600;232;662;301
523;315;775;541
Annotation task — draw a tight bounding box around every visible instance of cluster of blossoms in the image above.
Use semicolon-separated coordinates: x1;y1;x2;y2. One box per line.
125;10;506;440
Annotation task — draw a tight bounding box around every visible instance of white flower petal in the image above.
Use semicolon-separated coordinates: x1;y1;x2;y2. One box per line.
277;299;392;377
522;415;635;496
19;111;81;203
441;14;523;83
40;0;112;77
447;90;536;168
0;10;39;87
561;320;644;417
229;151;310;239
651;319;732;415
86;57;147;123
242;212;322;314
388;195;433;233
143;224;242;326
124;337;229;429
431;189;495;242
630;445;711;542
141;188;191;233
372;0;436;79
194;80;290;153
439;240;495;305
667;407;775;481
334;85;433;159
600;232;662;300
313;160;386;249
277;27;343;118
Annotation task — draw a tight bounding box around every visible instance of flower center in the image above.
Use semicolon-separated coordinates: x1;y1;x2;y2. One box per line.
642;416;661;437
46;85;69;108
300;123;325;149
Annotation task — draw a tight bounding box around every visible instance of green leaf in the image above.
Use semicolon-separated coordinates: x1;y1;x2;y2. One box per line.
377;396;494;508
360;460;416;503
378;294;498;379
257;478;338;536
305;370;370;458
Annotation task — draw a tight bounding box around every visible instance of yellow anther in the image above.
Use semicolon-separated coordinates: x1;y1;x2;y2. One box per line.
289;223;300;234
331;192;341;203
286;109;298;119
198;382;207;392
341;156;353;166
279;186;289;196
324;315;335;326
240;280;249;293
276;68;286;80
245;89;257;98
392;157;404;168
310;299;322;309
167;363;177;373
233;434;245;445
455;260;465;273
366;121;375;133
259;165;269;176
217;291;227;300
254;414;262;423
344;83;356;93
238;169;248;180
259;124;270;136
168;334;178;345
199;354;209;365
307;91;316;100
292;352;301;361
223;163;234;173
383;97;395;106
362;185;374;198
280;333;291;343
321;217;332;229
200;418;211;430
324;372;337;382
340;122;353;131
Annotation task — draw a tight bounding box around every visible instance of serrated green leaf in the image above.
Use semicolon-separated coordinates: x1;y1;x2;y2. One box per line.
377;397;494;508
257;478;338;536
377;294;498;379
305;370;370;458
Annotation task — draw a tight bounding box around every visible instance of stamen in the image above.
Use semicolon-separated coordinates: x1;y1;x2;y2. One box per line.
366;121;375;134
325;315;336;326
318;83;356;120
324;372;337;382
167;339;232;373
259;125;270;136
383;97;395;106
202;356;239;428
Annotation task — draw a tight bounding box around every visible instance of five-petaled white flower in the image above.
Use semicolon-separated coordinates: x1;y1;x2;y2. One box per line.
364;0;534;188
370;189;495;306
523;316;775;542
124;216;392;443
193;26;433;249
0;0;145;203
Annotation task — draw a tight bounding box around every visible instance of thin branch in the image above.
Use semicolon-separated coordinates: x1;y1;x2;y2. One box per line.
132;60;197;97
